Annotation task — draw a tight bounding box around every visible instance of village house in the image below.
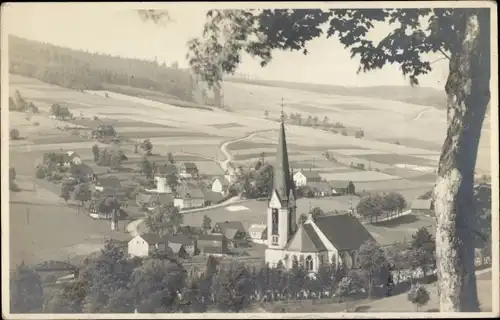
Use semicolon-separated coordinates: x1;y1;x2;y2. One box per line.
212;221;248;248
265;115;375;273
329;181;356;196
248;224;267;244
147;193;174;211
128;233;168;258
308;181;334;197
197;234;230;256
166;234;198;257
94;176;122;194
211;177;230;196
410;199;434;216
67;163;94;182
179;162;199;179
176;225;204;237
174;185;205;209
293;170;322;187
153;164;178;193
67;151;82;165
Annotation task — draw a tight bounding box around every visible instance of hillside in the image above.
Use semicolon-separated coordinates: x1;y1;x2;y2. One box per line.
8;35;200;103
226;77;447;109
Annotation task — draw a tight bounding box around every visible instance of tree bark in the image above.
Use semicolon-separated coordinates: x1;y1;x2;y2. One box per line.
433;9;490;312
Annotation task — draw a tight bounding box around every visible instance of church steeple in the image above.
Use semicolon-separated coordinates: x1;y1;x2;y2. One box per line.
273;99;293;202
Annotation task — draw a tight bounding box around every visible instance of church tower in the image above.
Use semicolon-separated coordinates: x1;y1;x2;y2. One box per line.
267;106;297;250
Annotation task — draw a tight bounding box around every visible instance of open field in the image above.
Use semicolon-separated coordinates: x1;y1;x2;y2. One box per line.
9;189;130;270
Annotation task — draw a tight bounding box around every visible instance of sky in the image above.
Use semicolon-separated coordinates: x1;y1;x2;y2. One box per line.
3;3;449;89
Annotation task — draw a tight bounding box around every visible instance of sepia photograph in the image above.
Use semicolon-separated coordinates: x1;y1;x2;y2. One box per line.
1;1;498;318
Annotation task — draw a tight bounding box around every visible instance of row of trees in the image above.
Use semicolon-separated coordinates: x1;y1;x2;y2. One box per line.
11;225;438;314
9;90;39;113
9;35;198;102
356;192;407;222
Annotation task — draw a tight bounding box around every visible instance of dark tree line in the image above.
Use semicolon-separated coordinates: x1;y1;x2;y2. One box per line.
9;35;197;102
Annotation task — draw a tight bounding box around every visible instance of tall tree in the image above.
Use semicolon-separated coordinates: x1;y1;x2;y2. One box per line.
202;214;212;233
357;240;387;298
142;7;492;311
410;227;436;276
10;262;44;313
215;263;253;312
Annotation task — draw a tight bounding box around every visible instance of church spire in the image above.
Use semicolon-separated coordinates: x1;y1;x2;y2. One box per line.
273;98;293;201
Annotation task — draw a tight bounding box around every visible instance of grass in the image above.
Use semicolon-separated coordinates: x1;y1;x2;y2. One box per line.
68;118;173;129
356;153;437;166
210;122;246;129
118;130;213;139
233;151;304;161
9;194;130;270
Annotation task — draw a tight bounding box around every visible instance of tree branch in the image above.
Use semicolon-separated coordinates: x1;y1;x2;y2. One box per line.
438;48;451;60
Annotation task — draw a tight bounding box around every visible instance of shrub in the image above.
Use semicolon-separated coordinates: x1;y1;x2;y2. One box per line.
341;129;348;136
407;284;430;311
33;122;40;126
394;140;401;145
355;130;364;139
35;167;47;179
94;116;99;120
10;128;20;140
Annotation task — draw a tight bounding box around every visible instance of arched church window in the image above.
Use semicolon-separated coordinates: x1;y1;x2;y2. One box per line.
272;209;279;235
305;255;314;271
288;207;294;234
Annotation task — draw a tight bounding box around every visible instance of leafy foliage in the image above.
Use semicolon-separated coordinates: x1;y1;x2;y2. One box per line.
410;227;436;275
10;262;44;313
407;284;430;311
357;240;388;297
10;128;20;140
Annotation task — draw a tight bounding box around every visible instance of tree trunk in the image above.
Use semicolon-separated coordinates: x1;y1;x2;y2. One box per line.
433;10;490;312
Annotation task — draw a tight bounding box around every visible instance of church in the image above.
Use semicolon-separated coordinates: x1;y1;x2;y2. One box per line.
264;114;376;273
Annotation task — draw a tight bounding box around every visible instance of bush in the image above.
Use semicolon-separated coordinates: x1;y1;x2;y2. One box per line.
33;122;40;126
407;284;430;311
10;128;20;140
341;129;348;136
94;115;99;120
355;130;364;139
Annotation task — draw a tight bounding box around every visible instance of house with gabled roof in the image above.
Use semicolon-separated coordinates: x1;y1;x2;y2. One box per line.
179;162;199;179
166;234;197;257
174;184;205;209
211;177;230;196
293;170;322;187
197;234;229;255
212;221;248;248
248;224;267;244
264;115;376;273
128;233;168;258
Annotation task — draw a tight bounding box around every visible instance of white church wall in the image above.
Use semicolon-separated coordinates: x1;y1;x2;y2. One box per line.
304;219;340;267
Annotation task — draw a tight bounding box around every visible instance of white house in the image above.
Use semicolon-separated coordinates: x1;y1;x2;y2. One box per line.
264;117;375;273
211;177;230;196
128;233;167;258
174;186;205;209
293;170;322;187
67;151;82;165
248;224;267;244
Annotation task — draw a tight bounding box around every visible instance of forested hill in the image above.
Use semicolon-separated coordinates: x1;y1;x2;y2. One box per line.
8;35;198;102
225;77;448;109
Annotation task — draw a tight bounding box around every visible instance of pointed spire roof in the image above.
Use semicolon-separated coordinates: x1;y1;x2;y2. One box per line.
273;106;293;202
